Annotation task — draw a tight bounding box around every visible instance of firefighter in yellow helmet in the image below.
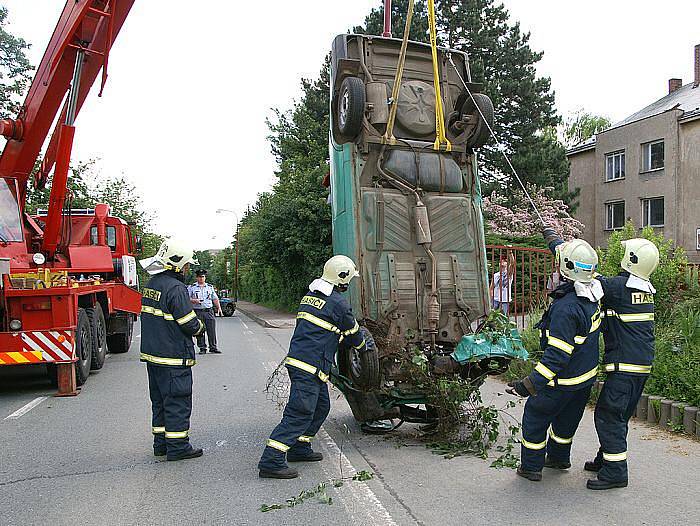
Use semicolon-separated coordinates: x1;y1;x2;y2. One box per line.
508;235;603;482
258;255;367;479
583;238;660;490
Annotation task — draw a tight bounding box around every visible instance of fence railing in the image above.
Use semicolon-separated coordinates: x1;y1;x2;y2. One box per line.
485;244;555;328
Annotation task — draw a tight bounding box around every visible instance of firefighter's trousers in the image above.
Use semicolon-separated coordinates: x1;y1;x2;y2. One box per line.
592;373;647;482
147;363;194;457
258;366;331;471
521;385;592;472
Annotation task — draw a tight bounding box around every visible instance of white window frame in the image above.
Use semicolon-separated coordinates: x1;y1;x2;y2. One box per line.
641;139;664;172
641;197;664;228
605;150;625;181
605;201;625;231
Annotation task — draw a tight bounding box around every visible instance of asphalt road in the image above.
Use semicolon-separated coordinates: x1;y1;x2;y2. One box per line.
1;314;699;526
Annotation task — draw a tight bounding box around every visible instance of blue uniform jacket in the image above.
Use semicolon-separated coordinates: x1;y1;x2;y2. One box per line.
597;272;655;374
527;281;602;392
287;288;365;378
140;271;204;367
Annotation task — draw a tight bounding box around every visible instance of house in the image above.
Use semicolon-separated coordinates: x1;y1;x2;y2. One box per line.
568;44;700;262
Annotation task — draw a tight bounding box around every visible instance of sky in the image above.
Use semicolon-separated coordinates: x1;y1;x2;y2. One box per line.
2;1;699;250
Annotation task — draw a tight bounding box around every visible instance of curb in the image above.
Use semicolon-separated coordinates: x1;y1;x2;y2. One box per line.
235;305;279;328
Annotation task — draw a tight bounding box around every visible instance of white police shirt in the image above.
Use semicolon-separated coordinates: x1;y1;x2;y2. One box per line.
187;282;219;309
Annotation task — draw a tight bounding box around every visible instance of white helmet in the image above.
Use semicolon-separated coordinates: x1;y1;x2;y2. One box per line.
556;239;598;283
139;239;198;275
321;255;359;286
621;238;659;280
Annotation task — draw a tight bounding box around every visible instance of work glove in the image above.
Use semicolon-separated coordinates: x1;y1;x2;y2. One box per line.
541;225;559;245
506;378;534;398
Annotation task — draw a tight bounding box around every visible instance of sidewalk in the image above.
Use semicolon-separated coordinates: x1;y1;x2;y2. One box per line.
235;300;296;329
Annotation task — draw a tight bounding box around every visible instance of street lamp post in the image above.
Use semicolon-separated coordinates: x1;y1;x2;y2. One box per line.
216;209;240;303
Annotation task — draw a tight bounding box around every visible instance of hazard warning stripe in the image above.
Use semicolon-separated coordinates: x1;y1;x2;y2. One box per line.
0;351;44;364
19;330;74;362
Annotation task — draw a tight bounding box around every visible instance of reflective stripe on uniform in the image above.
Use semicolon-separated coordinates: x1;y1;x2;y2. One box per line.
152;426;165;434
177;310;197;325
547;335;574;354
574;335;587;344
353;339;367;351
548;427;573;445
604;363;652;374
165;430;189;439
548;365;598;387
140;352;196;367
297;435;314;443
603;451;627;462
521;437;547;450
141;305;175;321
267;439;290;452
284;357;329;383
535;362;556;380
590;316;602;332
296;312;341;334
343;321;360;336
604;309;654;322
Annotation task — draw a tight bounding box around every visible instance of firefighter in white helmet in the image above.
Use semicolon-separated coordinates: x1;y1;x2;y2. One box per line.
258;255;367;479
139;239;205;461
508;232;603;482
583;238;660;490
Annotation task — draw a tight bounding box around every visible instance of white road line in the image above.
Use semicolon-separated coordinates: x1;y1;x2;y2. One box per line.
4;397;48;420
241;320;250;330
317;428;397;526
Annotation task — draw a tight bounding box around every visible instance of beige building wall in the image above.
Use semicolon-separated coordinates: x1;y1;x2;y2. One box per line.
678;118;700;263
568;148;596;245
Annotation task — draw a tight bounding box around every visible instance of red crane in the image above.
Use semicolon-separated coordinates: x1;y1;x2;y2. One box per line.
0;1;139;394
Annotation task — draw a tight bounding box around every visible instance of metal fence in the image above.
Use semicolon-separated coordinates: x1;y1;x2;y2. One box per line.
485;244;555;328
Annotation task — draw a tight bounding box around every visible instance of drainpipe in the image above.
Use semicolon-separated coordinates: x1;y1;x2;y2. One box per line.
383;0;392;37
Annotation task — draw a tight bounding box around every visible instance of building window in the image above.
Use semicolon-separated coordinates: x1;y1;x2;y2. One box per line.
642;140;664;171
605;150;625;181
606;201;625;230
642;198;664;227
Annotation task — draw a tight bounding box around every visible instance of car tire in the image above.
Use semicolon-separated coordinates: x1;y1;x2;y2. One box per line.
87;304;107;370
107;315;133;354
75;308;93;386
223;303;235;317
336;76;365;143
344;326;381;391
461;93;494;149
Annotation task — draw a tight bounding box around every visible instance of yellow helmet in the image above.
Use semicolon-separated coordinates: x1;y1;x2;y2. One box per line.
621;238;659;280
321;255;359;286
556;239;598;283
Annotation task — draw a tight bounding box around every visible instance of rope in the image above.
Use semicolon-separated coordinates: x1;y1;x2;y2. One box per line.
446;53;545;225
427;0;451;151
383;0;415;145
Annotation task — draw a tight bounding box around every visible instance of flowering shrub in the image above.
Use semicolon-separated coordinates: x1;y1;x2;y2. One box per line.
482;185;584;240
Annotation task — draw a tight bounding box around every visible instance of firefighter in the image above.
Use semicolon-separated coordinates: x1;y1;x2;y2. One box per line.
507;234;602;482
584;238;659;490
258;255;367;479
139;240;205;461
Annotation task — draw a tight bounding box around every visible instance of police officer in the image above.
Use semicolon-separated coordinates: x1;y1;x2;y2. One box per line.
139;240;205;461
584;238;659;490
188;269;222;354
258;255;367;479
507;235;603;481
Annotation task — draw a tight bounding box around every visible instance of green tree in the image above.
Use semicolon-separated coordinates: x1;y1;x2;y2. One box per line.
0;6;32;117
563;110;611;148
357;1;572;200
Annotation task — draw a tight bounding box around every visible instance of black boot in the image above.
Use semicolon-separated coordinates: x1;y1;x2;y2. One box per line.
516;466;542;481
544;458;571;470
167;447;203;461
287;451;323;462
587;478;628;490
154;448;166;457
584;459;602;472
259;467;299;479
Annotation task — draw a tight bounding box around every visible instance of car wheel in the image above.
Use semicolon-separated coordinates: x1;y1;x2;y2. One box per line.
344;326;381;391
461;93;494;149
336;76;365;143
107;315;133;354
223;303;235;317
75;308;93;386
87;304;107;370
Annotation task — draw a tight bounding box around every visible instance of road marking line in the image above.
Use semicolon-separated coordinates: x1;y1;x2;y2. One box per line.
4;397;48;420
241;320;249;330
317;428;397;526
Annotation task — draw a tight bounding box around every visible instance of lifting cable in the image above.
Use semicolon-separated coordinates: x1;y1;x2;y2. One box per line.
427;0;451;151
383;0;415;145
446;53;546;226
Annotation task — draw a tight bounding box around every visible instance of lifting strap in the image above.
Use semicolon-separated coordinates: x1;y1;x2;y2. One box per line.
383;0;415;145
427;0;451;151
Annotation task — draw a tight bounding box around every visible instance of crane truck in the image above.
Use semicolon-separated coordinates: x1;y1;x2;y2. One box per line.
0;0;138;395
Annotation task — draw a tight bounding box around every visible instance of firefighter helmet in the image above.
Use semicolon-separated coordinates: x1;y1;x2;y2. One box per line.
140;239;198;275
321;255;359;286
556;239;598;283
621;238;659;280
